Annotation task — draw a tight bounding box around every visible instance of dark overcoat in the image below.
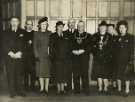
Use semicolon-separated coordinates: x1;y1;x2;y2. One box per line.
49;32;72;83
114;34;134;80
91;32;113;80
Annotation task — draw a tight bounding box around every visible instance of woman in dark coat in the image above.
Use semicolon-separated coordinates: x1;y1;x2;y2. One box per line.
50;21;72;94
34;17;51;94
115;20;134;96
91;21;113;94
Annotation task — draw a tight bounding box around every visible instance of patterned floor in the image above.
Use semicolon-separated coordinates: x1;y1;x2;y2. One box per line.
0;95;135;102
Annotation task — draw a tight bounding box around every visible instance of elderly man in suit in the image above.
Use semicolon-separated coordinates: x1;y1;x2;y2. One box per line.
3;17;26;98
71;20;92;94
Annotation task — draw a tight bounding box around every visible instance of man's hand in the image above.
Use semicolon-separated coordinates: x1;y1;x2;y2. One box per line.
72;49;85;55
72;50;79;55
8;51;15;58
8;51;14;56
78;49;85;54
28;40;32;44
14;51;22;59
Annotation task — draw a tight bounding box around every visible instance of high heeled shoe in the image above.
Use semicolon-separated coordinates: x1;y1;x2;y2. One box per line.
123;92;129;97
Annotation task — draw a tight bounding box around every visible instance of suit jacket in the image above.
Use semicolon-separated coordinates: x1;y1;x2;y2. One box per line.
3;28;25;60
71;31;92;60
64;29;77;41
49;32;72;61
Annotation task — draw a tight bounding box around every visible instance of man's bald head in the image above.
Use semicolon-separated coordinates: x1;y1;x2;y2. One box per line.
68;18;76;29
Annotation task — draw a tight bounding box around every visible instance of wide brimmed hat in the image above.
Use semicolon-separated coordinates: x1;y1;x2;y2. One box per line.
99;21;107;26
56;21;65;26
38;17;48;25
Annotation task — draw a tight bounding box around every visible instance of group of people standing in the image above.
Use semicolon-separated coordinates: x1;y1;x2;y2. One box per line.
1;16;134;98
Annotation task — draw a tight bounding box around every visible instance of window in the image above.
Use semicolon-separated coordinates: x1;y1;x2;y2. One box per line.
22;0;135;34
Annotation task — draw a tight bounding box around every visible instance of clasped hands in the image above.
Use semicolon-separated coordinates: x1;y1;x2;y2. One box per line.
8;51;22;59
72;49;85;55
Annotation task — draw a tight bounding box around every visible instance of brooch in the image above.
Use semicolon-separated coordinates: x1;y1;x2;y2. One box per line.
118;38;122;42
28;40;32;44
19;34;24;37
64;37;68;40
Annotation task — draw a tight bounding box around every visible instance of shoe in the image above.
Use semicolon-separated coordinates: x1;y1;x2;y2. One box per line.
56;91;61;96
98;90;103;96
83;90;90;96
39;91;45;96
17;92;26;97
116;91;122;96
10;94;16;98
123;92;129;97
104;91;111;96
61;91;67;95
74;90;80;94
44;91;49;96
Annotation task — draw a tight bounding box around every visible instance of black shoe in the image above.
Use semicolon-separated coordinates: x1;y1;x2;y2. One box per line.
104;91;111;96
57;91;66;96
56;91;61;96
98;90;103;95
123;92;129;97
83;90;90;96
66;90;73;95
10;94;16;98
44;91;49;96
116;91;122;96
74;90;80;94
39;91;45;96
17;92;26;97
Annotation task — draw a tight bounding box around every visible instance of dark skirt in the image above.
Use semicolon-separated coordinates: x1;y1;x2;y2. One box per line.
91;58;112;80
116;63;134;81
36;58;50;78
55;60;70;83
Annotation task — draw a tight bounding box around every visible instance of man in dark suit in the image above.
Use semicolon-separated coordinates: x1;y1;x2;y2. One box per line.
3;17;26;98
24;20;36;91
64;19;77;93
71;20;92;94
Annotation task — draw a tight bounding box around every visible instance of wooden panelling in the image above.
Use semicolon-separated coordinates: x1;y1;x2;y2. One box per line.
98;2;108;17
110;1;120;17
20;0;135;34
87;1;96;17
50;0;60;17
72;0;83;17
124;1;132;17
60;0;71;17
37;0;45;16
26;0;35;16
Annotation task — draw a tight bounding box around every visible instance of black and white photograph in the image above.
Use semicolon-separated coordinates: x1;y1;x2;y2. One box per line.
0;0;135;102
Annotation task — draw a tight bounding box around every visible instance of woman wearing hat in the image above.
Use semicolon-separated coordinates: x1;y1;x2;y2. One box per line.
115;20;134;96
34;17;51;95
91;21;113;95
49;21;72;95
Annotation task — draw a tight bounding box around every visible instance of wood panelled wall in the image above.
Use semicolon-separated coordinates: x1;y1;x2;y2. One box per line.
1;0;135;33
21;0;135;34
